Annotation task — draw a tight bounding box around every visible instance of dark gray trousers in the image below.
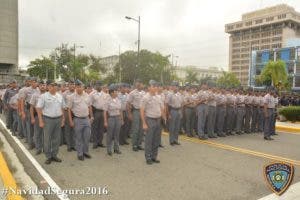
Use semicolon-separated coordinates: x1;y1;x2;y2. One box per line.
107;116;121;153
74;117;91;157
251;107;259;132
145;117;161;161
216;106;226;135
131;109;143;148
91;109;105;147
226;106;235;133
169;109;181;143
43;116;61;159
64;110;75;149
184;107;195;136
244;106;252;133
207;106;216;137
26;107;34;147
258;108;264;132
34;116;44;151
236;107;245;133
264;108;274;137
197;104;208;137
11;109;18;135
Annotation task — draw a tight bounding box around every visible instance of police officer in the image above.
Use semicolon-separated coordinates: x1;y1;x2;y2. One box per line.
104;84;123;156
8;92;19;136
251;91;260;133
225;89;236;135
167;81;183;145
118;83;130;145
68;80;93;161
36;80;65;164
244;90;253;134
127;79;145;151
263;88;275;140
3;80;18;130
62;80;76;152
215;88;227;137
30;80;46;155
183;86;197;137
196;84;209;140
236;90;245;135
258;92;265;133
206;87;217;138
23;77;39;149
141;80;165;165
90;80;109;149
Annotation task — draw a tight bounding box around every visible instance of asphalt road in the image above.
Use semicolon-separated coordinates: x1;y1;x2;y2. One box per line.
16;131;300;200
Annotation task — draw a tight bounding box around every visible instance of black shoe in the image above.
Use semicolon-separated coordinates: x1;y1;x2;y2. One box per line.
272;133;278;136
107;152;112;156
51;157;62;162
67;148;72;152
114;150;122;154
28;145;34;150
198;136;207;140
78;156;84;161
151;159;160;163
98;144;106;148
36;150;42;155
71;147;76;151
159;144;164;148
92;145;98;149
146;160;153;165
45;159;52;165
133;147;139;151
84;153;92;159
174;141;181;145
137;146;144;150
170;142;175;146
124;142;129;145
264;137;274;141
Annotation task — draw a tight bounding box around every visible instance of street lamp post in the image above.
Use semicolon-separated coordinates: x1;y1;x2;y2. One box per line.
73;44;84;80
125;16;140;80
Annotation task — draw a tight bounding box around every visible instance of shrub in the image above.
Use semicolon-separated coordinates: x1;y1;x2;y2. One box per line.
278;106;300;122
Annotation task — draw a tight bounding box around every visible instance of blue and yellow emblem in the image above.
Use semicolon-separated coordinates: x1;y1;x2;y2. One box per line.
264;162;294;195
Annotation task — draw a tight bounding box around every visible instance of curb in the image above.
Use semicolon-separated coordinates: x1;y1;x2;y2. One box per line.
276;125;300;134
0;152;23;200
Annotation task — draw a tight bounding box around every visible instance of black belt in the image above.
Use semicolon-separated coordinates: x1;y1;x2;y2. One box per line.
43;115;62;119
74;116;88;119
95;109;104;112
132;107;140;111
108;115;120;118
170;107;181;110
146;116;161;120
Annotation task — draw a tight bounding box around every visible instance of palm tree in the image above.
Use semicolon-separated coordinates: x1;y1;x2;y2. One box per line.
260;60;288;89
185;67;198;84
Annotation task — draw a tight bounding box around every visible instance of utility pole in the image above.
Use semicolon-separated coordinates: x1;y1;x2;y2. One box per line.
119;45;121;82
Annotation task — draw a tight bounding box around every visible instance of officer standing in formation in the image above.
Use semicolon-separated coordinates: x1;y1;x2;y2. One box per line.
127;79;145;151
141;80;165;164
68;80;93;161
1;77;280;167
36;80;65;164
104;84;123;156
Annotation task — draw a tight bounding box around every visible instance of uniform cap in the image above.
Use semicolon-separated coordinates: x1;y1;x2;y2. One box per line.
75;79;84;86
171;81;179;87
149;80;158;86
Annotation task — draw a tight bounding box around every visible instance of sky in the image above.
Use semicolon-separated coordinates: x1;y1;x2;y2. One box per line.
19;0;300;70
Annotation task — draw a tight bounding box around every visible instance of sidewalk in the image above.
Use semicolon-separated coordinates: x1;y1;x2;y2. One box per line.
276;121;300;133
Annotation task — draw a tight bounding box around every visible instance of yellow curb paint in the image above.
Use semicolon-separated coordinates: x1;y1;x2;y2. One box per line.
162;132;300;166
0;152;23;200
276;126;300;135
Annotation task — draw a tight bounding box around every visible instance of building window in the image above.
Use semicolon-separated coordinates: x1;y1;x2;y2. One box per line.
245;21;252;26
278;14;286;19
236;23;243;28
255;19;263;24
266;16;274;22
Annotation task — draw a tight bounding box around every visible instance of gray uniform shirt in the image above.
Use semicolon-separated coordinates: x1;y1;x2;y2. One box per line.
206;92;217;107
24;87;39;103
263;94;275;108
236;95;245;107
104;96;121;117
128;89;145;109
167;92;183;108
141;93;162;118
118;92;128;111
90;91;110;110
68;92;91;118
29;91;42;107
36;92;65;118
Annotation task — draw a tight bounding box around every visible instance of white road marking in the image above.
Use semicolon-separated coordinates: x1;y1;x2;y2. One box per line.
0;119;70;200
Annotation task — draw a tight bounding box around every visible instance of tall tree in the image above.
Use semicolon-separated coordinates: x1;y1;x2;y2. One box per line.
260;60;288;90
185;68;198;84
216;71;241;88
27;56;55;80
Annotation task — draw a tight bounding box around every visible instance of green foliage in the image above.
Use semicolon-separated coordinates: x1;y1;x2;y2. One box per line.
216;71;241;88
114;50;171;84
185;68;198;84
260;60;288;90
27;43;105;83
278;106;300;122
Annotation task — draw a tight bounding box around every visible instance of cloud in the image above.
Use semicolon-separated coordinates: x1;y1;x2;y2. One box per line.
19;0;300;70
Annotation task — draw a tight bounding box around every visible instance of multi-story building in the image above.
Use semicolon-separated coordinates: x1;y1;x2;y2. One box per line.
99;55;119;78
0;0;18;83
225;4;300;86
174;66;223;83
249;46;300;88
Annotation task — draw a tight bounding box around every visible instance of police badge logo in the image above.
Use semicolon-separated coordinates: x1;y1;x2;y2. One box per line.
264;162;294;195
